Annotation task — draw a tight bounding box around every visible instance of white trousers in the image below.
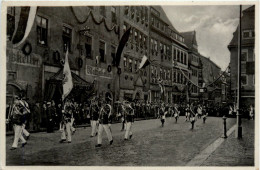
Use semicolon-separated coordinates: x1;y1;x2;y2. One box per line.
97;124;112;144
22;124;30;137
90;120;98;136
61;122;72;142
124;122;133;139
12;124;26;148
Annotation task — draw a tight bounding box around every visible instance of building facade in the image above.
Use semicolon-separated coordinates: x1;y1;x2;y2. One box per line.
228;5;255;106
181;31;202;102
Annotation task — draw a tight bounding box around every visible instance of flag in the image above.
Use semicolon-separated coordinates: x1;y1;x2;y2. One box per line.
12;7;37;47
115;27;131;67
62;50;73;101
137;55;150;72
158;79;164;94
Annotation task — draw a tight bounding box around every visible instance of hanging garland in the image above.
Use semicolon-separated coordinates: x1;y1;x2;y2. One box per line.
70;7;119;34
174;61;229;89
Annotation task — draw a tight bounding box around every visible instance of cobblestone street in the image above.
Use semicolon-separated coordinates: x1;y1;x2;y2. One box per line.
6;116;252;166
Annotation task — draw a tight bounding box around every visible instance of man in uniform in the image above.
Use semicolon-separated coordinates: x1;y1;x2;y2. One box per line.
159;103;167;127
8;98;28;150
60;102;73;143
174;104;180;123
123;102;134;140
95;100;113;147
90;100;99;137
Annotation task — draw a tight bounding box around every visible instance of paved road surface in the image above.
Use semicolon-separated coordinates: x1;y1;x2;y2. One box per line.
6;116;239;166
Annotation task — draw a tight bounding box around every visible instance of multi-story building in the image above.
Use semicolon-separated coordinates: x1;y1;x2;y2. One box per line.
170;27;189;104
119;6;150;102
6;6;121;104
200;55;223;105
181;31;202;103
228;5;255;106
149;6;175;104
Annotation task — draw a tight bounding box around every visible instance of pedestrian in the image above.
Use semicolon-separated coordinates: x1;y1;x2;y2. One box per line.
95;100;113;147
190;106;196;130
46;102;54;133
8;98;28;150
90;101;99;137
32;102;41;131
123;102;134;140
249;104;254;120
60;103;73;143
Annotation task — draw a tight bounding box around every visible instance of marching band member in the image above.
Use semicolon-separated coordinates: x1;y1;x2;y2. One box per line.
123;102;134;140
90;100;99;137
159;103;167;127
8;98;28;150
20;98;30;140
202;106;208;123
60;102;73;143
95;100;113;147
174;104;180;123
185;104;191;122
197;105;202;119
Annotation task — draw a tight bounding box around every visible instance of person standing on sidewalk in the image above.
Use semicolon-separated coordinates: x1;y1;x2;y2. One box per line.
95;100;113;147
90;101;99;137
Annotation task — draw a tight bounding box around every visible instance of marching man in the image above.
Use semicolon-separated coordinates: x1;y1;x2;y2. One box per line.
8;98;29;150
123;102;134;140
60;102;73;143
185;104;191;122
158;103;167;127
173;104;180;123
90;100;99;137
96;100;113;147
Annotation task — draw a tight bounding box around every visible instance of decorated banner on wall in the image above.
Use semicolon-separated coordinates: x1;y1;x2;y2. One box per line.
86;65;113;79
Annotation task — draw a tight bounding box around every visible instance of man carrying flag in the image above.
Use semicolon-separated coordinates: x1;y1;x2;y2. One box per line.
60;49;74;143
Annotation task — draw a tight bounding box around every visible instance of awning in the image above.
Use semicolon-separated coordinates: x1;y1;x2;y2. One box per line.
49;68;93;89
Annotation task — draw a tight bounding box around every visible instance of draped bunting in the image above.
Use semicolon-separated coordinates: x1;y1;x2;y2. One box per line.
70;7;119;34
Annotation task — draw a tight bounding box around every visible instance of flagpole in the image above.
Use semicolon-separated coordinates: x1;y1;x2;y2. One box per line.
236;5;242;138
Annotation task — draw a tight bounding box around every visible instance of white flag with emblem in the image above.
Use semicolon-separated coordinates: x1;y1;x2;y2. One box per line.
62;50;73;101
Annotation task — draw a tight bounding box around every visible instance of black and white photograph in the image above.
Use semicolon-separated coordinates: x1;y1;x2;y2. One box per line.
2;1;258;168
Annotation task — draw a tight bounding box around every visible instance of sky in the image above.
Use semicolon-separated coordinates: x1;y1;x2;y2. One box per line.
162;5;252;71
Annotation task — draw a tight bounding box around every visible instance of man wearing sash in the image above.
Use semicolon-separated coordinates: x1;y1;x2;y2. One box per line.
159;103;167;127
90;100;99;137
95;100;113;147
60;101;73;143
8;98;28;150
124;102;134;140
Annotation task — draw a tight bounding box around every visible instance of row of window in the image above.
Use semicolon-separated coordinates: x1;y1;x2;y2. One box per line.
123;55;144;73
173;46;188;65
150;38;171;61
243;30;255;39
172;70;187;84
151;66;171;81
191;68;198;77
124;6;149;26
123;23;148;51
191;85;198;93
191;55;199;63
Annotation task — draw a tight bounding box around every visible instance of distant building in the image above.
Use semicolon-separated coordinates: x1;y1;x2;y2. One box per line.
228;5;255;106
181;31;202;103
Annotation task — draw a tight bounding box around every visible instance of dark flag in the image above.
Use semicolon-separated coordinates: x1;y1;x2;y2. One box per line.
12;7;37;47
114;27;131;67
